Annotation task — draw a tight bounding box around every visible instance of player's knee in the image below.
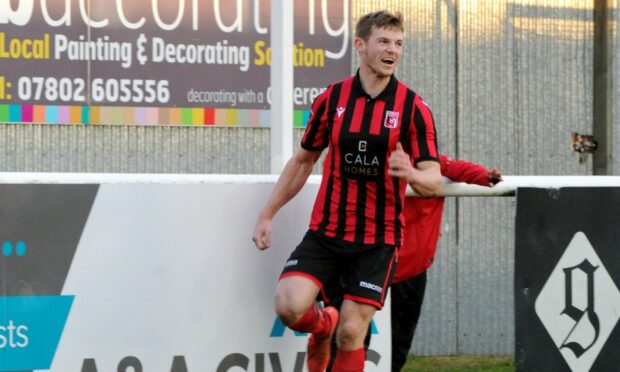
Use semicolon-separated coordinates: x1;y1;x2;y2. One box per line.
275;306;298;326
274;294;302;326
336;319;366;349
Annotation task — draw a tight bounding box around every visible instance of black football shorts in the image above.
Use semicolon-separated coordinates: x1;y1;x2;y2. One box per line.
280;230;398;309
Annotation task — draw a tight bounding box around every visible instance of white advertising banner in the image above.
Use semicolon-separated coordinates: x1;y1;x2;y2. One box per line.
0;180;389;371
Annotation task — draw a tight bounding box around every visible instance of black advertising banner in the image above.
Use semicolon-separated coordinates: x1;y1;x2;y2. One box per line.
0;0;351;126
515;188;620;371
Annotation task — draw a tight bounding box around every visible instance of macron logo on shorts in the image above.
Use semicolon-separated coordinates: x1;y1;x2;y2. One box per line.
359;281;383;293
284;259;298;268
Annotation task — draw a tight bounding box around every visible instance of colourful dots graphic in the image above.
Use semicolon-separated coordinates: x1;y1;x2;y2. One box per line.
2;240;27;256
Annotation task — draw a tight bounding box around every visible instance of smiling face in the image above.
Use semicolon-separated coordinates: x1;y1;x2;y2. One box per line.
356;26;403;79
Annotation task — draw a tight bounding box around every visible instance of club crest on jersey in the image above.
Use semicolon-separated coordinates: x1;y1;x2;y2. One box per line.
384;111;399;128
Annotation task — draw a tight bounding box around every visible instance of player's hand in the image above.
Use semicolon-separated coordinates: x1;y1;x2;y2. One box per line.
388;142;414;181
488;168;503;186
252;218;272;250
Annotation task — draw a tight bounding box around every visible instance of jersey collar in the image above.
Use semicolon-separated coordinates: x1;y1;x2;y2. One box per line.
352;69;398;103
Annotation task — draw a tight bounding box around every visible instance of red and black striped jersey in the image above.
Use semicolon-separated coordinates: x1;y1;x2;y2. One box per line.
301;71;439;246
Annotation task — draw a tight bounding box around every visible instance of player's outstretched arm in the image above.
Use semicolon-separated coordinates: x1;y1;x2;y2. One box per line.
252;148;321;250
441;155;503;187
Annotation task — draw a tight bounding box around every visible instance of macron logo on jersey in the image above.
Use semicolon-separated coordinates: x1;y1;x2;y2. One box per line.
337;107;345;118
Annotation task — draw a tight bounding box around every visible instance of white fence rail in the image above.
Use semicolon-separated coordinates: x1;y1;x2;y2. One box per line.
2;173;620;196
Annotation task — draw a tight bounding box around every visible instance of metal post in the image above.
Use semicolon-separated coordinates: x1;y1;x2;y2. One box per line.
593;0;612;174
270;0;294;174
